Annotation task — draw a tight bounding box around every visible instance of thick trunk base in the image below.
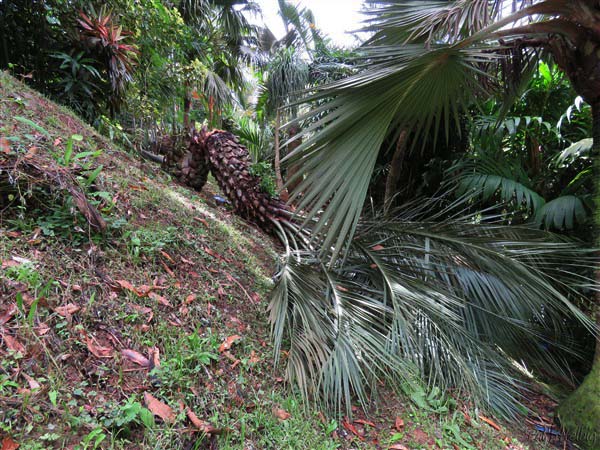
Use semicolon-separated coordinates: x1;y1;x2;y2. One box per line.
557;362;600;448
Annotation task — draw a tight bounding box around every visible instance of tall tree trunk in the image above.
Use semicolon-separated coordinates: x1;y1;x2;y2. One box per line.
384;130;408;215
556;100;600;447
273;109;289;201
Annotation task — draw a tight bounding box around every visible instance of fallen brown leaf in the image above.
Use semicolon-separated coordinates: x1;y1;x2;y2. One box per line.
121;349;150;367
479;415;501;431
116;279;137;293
2;334;25;354
160;251;174;263
0;303;18;325
184;294;196;304
248;350;260;365
388;445;408;450
273;407;291;421
342;418;365;441
1;437;19;450
86;337;114;358
395;416;404;431
354;419;376;428
371;244;385;251
150;347;161;368
0;137;10;154
149;291;172;307
186;407;222;434
193;217;209;227
35;323;51;336
21;373;41;390
128;304;153;322
218;335;241;353
135;284;154;297
144;392;175;423
54;303;80;317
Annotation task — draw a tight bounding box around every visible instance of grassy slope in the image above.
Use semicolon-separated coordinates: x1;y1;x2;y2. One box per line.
0;72;557;450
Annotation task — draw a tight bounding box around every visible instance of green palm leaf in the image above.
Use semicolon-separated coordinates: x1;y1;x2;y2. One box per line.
287;45;496;260
269;199;597;417
536;195;588;230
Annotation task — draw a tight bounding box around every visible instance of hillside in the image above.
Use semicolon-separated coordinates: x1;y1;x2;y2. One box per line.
0;72;560;450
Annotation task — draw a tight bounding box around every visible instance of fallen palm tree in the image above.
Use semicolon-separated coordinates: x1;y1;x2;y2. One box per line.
171;128;293;233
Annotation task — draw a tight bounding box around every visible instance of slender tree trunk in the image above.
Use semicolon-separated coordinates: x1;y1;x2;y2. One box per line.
384;129;408;215
274;109;288;201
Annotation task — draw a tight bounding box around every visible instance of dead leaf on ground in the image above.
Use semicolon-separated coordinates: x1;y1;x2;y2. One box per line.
121;349;150;367
479;415;501;431
148;291;172;308
85;336;114;358
0;137;10;154
218;335;241;353
395;416;404;431
203;247;224;260
186;407;222;434
273;407;291;421
354;419;376;428
115;279;137;293
248;350;260;365
388;445;409;450
0;303;18;325
149;347;160;368
135;284;154;297
21;373;41;390
184;294;196;304
2;333;26;354
144;392;175;423
342;418;365;441
54;303;80;317
35;323;51;336
193;217;209;227
160;250;174;263
371;244;385;251
128;304;153;322
1;437;19;450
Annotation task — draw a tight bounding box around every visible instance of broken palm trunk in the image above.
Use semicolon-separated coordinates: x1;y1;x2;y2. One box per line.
174;129;290;232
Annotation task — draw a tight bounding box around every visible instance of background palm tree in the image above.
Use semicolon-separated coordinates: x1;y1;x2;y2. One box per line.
281;0;600;443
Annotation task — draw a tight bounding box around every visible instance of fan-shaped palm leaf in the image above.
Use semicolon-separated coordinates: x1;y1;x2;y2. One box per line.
269;198;597;417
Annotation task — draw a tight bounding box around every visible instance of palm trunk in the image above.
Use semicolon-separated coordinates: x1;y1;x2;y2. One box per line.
183;82;192;133
273;109;289;201
384;129;408;215
556;99;600;447
177;129;290;233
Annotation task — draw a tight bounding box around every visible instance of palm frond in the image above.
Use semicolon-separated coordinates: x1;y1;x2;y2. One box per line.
536;195;588;230
270;198;597;417
287;45;496;260
555;137;593;165
454;158;545;213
